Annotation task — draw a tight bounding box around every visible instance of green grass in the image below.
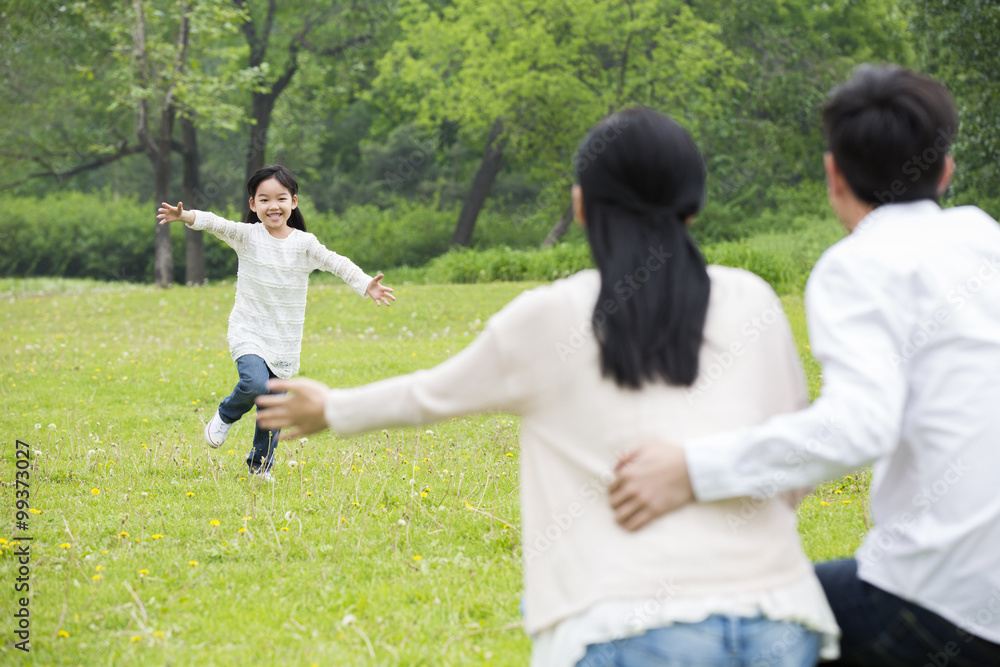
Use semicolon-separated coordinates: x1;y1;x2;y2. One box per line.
0;276;869;665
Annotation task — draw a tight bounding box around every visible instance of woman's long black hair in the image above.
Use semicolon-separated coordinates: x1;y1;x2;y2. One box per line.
244;164;307;232
576;107;710;389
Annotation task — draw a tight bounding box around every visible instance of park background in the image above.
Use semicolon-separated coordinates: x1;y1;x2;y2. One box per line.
1;0;998;664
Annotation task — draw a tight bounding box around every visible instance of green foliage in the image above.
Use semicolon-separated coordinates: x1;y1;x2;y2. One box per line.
908;0;1000;218
0;191;237;283
1;184;844;288
422;243;595;283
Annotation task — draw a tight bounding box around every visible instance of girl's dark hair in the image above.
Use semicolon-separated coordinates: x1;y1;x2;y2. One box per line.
576;107;709;389
822;65;957;206
244;165;307;232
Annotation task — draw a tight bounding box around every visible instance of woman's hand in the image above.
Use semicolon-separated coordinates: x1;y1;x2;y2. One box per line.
366;273;396;306
157;202;194;225
256;378;331;440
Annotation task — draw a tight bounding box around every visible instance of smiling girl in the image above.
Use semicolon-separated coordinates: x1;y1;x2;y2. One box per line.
157;165;394;481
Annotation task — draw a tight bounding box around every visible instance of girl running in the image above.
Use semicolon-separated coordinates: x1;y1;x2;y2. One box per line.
157;164;394;481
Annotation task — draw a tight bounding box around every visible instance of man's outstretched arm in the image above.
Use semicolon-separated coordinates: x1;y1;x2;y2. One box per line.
610;250;907;529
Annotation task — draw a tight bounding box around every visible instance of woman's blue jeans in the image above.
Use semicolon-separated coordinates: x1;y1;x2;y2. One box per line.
577;615;820;667
217;354;280;473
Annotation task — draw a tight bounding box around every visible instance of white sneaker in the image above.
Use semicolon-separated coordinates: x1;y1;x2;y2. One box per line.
204;411;231;448
251;469;274;483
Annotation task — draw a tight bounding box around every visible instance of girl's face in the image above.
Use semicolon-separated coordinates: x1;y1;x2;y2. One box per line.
249;177;298;237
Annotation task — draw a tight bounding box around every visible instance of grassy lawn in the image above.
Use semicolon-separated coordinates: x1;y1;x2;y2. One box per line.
0;276;868;665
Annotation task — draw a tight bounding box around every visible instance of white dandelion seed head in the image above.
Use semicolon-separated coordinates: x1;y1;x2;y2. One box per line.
341;613;357;627
288;460;298;468
397;519;407;527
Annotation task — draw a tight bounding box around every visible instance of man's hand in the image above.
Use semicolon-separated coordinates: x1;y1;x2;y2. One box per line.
366;273;396;306
256;378;331;440
608;443;695;531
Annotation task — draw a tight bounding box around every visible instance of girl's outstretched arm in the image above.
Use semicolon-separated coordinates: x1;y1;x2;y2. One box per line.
366;273;396;306
157;202;195;226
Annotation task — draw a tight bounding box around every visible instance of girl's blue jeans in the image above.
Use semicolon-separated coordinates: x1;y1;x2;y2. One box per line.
217;354;280;474
577;615;820;667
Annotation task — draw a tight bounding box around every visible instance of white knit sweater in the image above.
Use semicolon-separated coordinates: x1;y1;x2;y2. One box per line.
321;267;839;662
191;211;372;378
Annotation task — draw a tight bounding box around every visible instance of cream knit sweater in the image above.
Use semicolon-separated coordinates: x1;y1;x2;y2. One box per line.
323;267;835;643
192;211;371;378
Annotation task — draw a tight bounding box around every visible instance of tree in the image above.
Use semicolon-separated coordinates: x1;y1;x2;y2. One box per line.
231;0;396;198
909;0;1000;213
370;0;744;246
1;0;250;285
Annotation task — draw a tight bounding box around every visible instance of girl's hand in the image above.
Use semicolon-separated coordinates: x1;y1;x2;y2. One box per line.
366;273;396;306
255;378;330;440
156;201;194;225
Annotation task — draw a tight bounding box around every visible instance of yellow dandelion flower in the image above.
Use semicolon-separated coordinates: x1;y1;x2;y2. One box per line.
843;500;852;504
820;501;831;506
209;519;220;526
420;492;427;498
92;574;101;581
306;492;312;496
95;565;104;572
153;631;165;639
186;491;194;497
130;635;141;642
188;560;198;566
506;452;514;457
844;475;854;480
119;531;129;538
834;489;843;494
280;527;290;532
91;488;100;495
58;630;69;638
413;555;423;561
60;542;71;549
238;528;246;534
227;450;234;455
139;569;149;576
151;534;163;540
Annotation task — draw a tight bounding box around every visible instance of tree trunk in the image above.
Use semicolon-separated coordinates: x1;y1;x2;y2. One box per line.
244;91;275;192
182;116;205;286
152;152;174;287
452;118;505;247
541;204;575;248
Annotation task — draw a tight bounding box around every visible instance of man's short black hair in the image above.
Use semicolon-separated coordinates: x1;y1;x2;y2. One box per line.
823;64;958;206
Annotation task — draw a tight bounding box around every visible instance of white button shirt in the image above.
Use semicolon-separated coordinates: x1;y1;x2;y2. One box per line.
685;201;1000;643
